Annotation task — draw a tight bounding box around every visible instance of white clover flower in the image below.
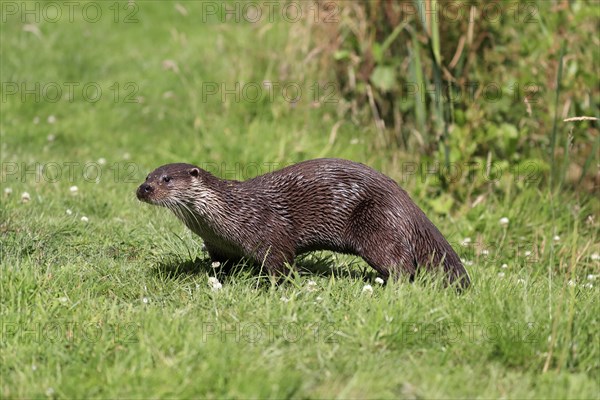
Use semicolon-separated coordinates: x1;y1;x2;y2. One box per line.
501;263;508;269
517;278;526;284
584;283;593;289
315;296;323;302
498;272;505;278
481;249;490;256
142;297;149;304
587;274;596;281
525;251;532;257
47;134;55;142
553;235;560;242
375;277;385;285
45;388;55;396
21;192;31;202
208;277;222;291
362;284;373;294
211;261;221;269
47;115;56;124
280;296;290;303
97;157;107;165
461;237;472;246
568;280;576;287
591;253;600;261
80;216;89;223
69;185;78;194
499;217;509;226
4;187;12;196
66;209;73;215
306;280;317;292
33;116;40;124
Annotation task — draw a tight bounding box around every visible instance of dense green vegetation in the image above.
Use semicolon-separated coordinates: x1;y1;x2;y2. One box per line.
1;1;598;398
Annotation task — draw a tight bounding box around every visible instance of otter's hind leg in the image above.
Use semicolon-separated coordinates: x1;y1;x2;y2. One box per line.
359;248;417;279
348;201;416;280
355;230;417;279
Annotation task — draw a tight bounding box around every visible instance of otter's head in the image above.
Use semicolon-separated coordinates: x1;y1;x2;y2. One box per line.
136;163;215;220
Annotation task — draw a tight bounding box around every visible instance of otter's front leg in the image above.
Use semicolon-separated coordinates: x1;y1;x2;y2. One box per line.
253;244;296;278
203;244;240;274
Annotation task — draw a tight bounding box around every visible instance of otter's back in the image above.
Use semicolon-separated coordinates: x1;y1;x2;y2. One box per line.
238;159;414;252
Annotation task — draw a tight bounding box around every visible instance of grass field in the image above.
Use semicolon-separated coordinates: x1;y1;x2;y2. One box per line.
1;1;599;398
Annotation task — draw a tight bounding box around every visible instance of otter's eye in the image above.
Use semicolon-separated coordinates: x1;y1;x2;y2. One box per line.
146;175;150;181
162;176;171;183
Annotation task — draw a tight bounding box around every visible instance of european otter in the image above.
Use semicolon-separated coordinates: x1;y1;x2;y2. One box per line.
137;158;470;288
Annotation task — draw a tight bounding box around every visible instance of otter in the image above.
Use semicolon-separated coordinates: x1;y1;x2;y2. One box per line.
137;158;470;288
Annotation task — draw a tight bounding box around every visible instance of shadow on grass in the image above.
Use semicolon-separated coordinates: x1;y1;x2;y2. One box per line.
150;256;229;280
150;251;380;283
295;253;380;282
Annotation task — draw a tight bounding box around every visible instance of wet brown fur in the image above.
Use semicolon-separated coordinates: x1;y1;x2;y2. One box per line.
137;158;470;288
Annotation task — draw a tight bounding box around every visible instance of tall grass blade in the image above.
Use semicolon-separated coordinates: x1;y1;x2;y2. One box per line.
430;0;441;66
550;41;566;188
414;0;427;33
578;128;599;186
408;27;427;147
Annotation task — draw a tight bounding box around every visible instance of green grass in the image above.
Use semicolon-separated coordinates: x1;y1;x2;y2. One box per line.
1;2;599;398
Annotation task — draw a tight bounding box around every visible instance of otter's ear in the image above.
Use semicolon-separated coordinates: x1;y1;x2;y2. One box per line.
189;168;201;178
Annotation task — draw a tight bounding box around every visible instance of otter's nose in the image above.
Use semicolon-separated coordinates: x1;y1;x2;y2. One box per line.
136;183;154;200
